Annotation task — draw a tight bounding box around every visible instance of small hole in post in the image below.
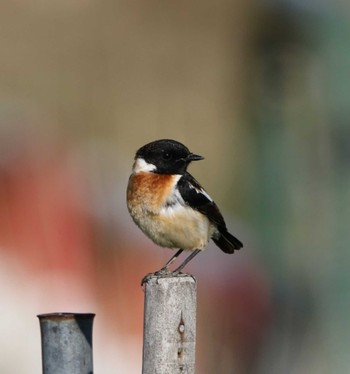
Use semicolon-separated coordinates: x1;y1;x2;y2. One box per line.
178;323;185;334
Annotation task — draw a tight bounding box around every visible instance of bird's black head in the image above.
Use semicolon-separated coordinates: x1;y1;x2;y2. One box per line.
134;139;204;174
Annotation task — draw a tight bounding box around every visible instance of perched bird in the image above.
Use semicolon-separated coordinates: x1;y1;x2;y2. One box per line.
127;139;243;276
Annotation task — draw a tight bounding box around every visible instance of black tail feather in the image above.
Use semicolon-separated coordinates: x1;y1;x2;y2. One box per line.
213;231;243;254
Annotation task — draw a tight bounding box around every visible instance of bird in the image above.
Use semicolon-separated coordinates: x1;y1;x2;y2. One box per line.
126;139;243;278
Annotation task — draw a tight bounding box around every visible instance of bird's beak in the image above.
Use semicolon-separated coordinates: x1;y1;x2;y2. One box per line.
187;153;204;162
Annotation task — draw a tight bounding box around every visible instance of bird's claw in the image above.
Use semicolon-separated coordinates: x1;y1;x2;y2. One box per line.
141;269;196;287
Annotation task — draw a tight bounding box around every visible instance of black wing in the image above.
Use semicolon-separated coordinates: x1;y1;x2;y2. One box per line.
177;172;227;230
177;172;243;253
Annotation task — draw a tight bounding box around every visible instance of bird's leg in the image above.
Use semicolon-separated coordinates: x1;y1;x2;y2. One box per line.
173;249;201;274
142;249;200;285
157;248;184;273
141;249;185;285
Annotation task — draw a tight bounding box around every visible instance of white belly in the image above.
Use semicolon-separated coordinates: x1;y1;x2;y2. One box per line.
127;171;216;250
132;204;214;250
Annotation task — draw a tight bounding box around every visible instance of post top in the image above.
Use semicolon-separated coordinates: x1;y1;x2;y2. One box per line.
142;273;196;287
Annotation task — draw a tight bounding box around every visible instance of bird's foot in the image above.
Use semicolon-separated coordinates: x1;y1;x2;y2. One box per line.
141;268;171;286
154;267;172;277
172;271;197;284
141;268;195;287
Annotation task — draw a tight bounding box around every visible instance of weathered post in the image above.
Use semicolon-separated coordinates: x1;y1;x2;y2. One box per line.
38;312;95;374
142;274;197;374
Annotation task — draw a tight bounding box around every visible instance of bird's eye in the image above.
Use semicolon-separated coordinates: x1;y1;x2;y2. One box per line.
162;152;172;160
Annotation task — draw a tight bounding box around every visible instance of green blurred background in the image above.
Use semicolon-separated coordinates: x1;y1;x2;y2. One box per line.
1;0;349;373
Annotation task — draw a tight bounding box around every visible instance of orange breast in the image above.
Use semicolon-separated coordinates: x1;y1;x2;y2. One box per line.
127;172;177;213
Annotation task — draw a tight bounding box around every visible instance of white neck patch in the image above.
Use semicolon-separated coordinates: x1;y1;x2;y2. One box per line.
133;158;156;173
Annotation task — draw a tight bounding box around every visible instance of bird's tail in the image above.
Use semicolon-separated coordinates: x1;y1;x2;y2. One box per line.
213;230;243;254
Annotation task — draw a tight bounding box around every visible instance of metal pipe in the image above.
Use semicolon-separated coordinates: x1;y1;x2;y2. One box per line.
38;312;95;374
142;274;197;374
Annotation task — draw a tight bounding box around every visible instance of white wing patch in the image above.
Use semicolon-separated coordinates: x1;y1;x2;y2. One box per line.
188;182;213;202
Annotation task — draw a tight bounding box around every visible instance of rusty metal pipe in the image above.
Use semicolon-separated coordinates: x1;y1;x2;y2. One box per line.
38;312;95;374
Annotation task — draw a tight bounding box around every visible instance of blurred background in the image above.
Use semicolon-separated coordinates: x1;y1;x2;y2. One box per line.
0;0;349;373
